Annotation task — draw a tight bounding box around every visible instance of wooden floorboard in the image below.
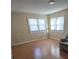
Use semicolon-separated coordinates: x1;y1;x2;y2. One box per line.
12;39;68;59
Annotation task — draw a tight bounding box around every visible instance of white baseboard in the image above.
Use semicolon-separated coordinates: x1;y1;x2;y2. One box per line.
12;38;46;46
12;37;59;46
49;37;60;41
49;37;59;40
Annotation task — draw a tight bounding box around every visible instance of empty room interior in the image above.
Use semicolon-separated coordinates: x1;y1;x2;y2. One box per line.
11;0;68;59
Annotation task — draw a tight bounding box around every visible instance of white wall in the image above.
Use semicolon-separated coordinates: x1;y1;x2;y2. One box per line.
11;9;68;46
11;12;47;46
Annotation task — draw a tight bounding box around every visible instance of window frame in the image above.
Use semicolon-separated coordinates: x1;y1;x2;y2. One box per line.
28;18;38;31
50;16;64;32
28;18;46;32
38;19;46;31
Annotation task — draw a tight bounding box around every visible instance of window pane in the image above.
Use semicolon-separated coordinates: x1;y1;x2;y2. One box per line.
30;25;38;31
39;25;46;30
28;19;38;25
28;18;38;31
51;18;56;25
57;16;64;24
51;25;57;30
57;24;64;30
50;18;57;30
39;19;45;25
38;19;46;30
57;16;64;30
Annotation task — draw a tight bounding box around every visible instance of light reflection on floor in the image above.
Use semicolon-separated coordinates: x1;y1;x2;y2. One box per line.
34;44;60;59
34;48;42;59
51;47;60;58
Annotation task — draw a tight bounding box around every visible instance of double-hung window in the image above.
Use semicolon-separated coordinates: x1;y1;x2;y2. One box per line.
50;16;64;31
57;16;64;30
38;19;46;31
28;18;46;31
28;19;38;31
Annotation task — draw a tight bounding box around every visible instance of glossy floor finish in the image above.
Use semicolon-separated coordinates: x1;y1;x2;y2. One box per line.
12;39;68;59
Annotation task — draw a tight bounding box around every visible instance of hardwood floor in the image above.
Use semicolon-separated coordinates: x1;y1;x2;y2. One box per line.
12;39;68;59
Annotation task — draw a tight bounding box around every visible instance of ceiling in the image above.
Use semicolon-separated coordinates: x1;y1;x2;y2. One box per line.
11;0;68;15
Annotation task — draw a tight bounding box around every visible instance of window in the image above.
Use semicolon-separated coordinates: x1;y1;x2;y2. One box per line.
57;17;64;30
51;18;57;30
28;19;38;31
38;19;46;31
50;16;64;31
28;18;46;31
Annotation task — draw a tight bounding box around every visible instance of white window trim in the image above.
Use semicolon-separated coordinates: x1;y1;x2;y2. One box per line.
50;16;64;32
28;18;46;32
